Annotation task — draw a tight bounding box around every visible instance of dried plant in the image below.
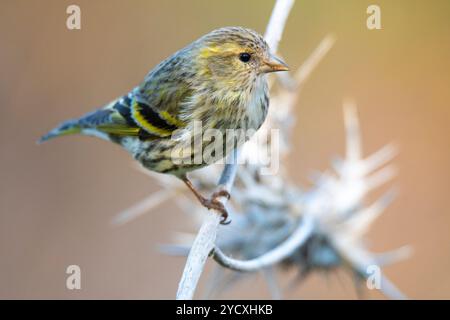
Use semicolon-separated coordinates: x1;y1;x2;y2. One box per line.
113;0;410;300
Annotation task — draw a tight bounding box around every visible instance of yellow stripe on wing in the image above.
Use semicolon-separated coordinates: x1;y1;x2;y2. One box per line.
159;111;186;128
97;125;140;136
131;100;178;137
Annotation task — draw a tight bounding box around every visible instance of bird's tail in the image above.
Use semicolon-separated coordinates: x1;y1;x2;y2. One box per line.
38;119;82;144
38;107;118;144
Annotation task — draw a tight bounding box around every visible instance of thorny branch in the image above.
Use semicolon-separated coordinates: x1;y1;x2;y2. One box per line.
176;150;238;300
213;215;314;272
115;0;411;300
176;0;295;300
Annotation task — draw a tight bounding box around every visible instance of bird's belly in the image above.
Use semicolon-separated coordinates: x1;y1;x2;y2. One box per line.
119;125;250;176
120;136;216;176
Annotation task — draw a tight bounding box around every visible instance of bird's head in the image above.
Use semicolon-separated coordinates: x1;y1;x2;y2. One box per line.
192;27;288;88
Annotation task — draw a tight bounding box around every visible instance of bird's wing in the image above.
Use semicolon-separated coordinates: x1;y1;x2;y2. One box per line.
90;86;190;140
80;97;141;137
91;47;195;140
85;53;192;139
40;54;192;143
129;65;192;137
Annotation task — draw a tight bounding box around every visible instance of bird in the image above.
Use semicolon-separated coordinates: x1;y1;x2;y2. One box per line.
39;27;289;224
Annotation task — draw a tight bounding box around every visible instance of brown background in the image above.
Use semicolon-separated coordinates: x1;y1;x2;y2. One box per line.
1;0;449;299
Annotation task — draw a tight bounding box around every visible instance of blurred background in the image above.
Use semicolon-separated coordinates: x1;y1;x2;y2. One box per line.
1;0;449;299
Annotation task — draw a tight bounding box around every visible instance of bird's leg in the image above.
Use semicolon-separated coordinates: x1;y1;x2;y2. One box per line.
182;177;231;225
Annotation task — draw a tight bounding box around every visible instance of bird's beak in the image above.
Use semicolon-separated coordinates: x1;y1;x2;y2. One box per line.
261;54;289;73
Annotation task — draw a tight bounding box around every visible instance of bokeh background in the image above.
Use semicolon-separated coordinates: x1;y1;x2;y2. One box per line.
1;0;449;299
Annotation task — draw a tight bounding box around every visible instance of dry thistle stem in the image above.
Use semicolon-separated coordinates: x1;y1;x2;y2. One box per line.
115;0;410;300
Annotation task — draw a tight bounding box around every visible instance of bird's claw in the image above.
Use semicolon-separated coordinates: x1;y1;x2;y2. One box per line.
200;191;231;225
212;190;231;225
211;189;231;201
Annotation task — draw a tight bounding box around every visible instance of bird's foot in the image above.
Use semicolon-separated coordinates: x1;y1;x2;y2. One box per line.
181;177;231;225
201;190;231;225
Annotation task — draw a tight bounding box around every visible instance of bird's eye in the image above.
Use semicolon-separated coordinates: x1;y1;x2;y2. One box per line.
239;52;251;63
